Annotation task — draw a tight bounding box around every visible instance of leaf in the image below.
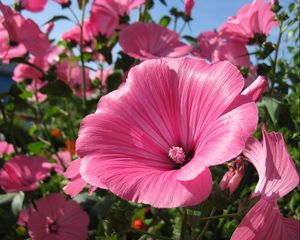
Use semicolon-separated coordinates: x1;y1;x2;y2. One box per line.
27;141;47;155
0;193;16;204
159;0;167;6
263;97;280;124
40;80;72;97
159;16;171;27
43;15;71;25
11;192;24;216
106;71;123;93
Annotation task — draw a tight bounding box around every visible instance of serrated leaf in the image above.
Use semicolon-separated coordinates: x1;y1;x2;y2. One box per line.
11;192;24;216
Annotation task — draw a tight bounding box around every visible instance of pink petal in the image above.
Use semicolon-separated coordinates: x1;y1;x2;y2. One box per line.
119;22;190;60
231;198;299;240
243;126;299;199
20;0;48;12
242;76;268;102
20;19;51;57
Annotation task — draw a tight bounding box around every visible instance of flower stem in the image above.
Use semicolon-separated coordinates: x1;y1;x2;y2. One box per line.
179;209;188;240
197;213;239;221
79;0;87;110
271;22;283;90
197;207;216;240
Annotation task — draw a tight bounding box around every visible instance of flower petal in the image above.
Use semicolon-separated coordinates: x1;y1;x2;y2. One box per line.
243;126;299;199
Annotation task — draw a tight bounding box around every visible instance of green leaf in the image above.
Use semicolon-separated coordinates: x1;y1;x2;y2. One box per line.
27;141;47;155
106;71;123;93
263;97;281;124
40;80;72;97
159;16;171;27
43;15;71;25
11;192;24;216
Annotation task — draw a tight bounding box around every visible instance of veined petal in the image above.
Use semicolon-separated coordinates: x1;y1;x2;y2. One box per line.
231;198;298;240
243;126;299;199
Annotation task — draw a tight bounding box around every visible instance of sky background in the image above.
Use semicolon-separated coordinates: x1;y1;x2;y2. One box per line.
0;0;295;91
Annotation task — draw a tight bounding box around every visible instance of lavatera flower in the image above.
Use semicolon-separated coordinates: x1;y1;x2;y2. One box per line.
231;126;299;240
76;57;258;208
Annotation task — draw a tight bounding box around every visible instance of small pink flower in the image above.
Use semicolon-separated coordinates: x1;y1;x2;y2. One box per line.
0;155;52;193
220;0;278;43
63;158;99;197
0;140;14;157
184;0;195;16
242;76;268;102
0;4;51;58
92;67;113;90
119;22;191;60
193;31;219;61
19;0;48;12
26;193;89;240
76;57;258;208
53;150;73;174
219;157;245;194
90;0;144;37
53;0;70;5
231;126;299;239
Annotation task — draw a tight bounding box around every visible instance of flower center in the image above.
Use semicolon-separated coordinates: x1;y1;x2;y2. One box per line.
49;223;59;233
168;146;187;165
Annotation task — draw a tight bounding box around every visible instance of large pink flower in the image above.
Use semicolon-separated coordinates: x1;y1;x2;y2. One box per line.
231;126;299;240
119;22;191;60
220;0;278;43
0;155;52;192
90;0;144;37
27;193;89;240
76;58;258;208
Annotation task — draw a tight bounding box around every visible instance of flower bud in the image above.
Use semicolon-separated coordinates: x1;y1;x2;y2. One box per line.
219;157;245;194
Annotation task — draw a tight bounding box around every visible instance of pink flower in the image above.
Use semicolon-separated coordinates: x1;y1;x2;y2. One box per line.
19;0;48;12
211;40;252;68
76;58;258;208
220;0;278;43
193;31;219;61
184;0;195;16
119;22;191;60
0;155;52;192
242;76;268;102
61;19;94;44
26;193;89;240
0;140;14;157
0;4;51;58
90;0;144;37
53;150;73;174
231;126;299;240
91;67;113;90
219;157;245;194
53;0;70;5
194;31;253;70
64;158;99;197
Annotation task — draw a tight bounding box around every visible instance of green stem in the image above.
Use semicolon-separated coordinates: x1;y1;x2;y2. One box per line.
271;22;283;89
197;213;238;221
79;0;87;110
130;228;171;240
179;209;188;240
197;207;216;240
